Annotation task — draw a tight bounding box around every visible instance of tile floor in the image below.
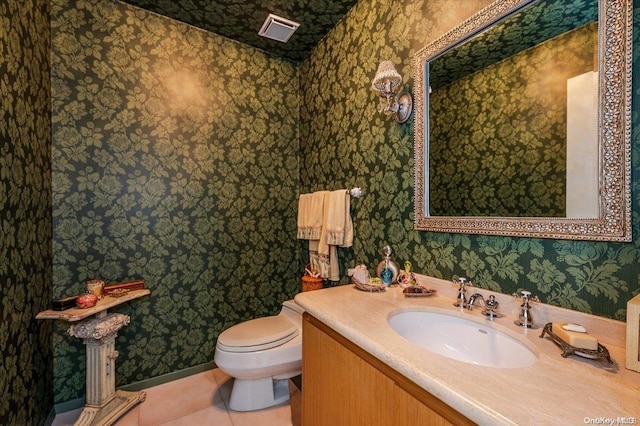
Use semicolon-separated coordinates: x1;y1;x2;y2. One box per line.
52;369;294;426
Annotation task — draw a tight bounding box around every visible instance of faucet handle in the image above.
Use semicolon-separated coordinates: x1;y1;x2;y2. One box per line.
453;277;473;287
513;290;539;329
482;295;503;320
513;290;539;303
486;294;499;310
453;277;472;308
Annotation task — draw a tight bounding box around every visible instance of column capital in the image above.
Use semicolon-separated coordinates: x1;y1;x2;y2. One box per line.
68;313;130;340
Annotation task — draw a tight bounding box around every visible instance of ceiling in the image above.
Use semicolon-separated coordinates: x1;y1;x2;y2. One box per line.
119;0;362;63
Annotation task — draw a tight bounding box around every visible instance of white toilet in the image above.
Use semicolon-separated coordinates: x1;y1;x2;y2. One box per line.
214;299;305;411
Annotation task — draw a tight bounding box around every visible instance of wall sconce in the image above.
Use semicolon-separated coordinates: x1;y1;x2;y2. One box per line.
371;60;413;124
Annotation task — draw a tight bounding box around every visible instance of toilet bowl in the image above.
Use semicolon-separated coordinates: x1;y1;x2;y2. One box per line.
214;299;304;411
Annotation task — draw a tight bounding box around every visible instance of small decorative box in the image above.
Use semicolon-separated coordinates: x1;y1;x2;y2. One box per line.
109;288;129;298
51;296;78;311
103;279;145;295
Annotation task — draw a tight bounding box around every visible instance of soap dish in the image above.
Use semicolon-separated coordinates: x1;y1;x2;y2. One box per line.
351;277;386;293
540;323;612;363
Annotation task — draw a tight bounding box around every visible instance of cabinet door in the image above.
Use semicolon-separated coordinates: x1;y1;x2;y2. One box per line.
302;313;474;426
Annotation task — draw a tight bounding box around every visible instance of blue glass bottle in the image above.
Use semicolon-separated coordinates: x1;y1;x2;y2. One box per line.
380;259;394;286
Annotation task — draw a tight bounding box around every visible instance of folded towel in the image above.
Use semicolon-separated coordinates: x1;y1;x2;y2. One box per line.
329;245;339;281
297;191;328;240
342;194;353;248
317;194;331;256
296;193;312;239
323;190;353;247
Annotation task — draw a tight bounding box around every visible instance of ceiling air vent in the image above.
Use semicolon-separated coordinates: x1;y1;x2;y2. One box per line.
258;13;300;43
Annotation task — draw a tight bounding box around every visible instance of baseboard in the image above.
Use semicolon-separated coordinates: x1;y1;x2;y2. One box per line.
119;361;215;391
55;361;216;414
43;407;57;426
54;396;85;415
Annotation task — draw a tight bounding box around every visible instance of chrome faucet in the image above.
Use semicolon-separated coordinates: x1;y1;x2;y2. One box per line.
468;293;503;320
513;290;539;329
467;293;485;310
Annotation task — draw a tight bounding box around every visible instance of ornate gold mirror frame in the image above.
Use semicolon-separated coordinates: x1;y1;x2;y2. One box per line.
413;0;632;241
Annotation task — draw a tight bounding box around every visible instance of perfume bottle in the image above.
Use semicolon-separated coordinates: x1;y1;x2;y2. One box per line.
397;261;417;289
380;258;393;286
376;245;399;286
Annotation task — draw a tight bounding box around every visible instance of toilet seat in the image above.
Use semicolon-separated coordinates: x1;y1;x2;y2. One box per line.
217;315;298;353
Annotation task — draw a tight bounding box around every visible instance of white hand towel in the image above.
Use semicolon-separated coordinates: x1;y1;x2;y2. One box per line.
341;194;353;248
309;191;327;239
324;190;352;247
296;193;312;239
297;191;328;240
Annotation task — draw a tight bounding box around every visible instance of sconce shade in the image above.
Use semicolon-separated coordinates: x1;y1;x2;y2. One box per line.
372;60;403;92
371;60;412;124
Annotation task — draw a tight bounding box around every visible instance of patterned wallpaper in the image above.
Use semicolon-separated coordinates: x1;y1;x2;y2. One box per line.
0;0;53;423
300;0;640;320
429;23;597;217
51;0;299;403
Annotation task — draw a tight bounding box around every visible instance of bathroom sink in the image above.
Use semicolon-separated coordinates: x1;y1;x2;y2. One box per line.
387;310;538;368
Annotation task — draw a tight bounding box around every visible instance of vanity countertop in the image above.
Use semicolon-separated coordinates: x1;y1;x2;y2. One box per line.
294;275;640;425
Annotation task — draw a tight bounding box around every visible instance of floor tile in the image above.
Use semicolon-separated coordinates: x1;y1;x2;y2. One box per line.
115;404;140;425
138;370;218;426
212;369;232;405
226;401;293;426
52;369;294;426
159;405;233;426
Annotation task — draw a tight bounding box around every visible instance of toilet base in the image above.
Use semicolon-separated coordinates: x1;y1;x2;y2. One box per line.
228;377;290;411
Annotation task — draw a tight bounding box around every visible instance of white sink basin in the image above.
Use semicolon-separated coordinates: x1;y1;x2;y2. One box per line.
388;310;538;368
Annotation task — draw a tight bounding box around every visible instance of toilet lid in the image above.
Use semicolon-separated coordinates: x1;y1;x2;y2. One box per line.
217;315;298;353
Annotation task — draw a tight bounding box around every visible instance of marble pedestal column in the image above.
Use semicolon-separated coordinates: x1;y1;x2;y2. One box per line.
67;312;146;426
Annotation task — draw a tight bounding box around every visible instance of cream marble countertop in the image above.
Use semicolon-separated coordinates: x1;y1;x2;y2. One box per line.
294;274;640;425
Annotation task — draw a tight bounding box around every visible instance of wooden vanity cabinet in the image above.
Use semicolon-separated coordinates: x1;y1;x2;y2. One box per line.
302;313;475;426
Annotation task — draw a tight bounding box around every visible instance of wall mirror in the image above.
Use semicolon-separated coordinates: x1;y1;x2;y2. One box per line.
413;0;632;241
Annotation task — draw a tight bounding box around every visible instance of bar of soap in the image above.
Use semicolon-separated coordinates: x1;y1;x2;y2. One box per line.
552;322;598;350
562;323;587;333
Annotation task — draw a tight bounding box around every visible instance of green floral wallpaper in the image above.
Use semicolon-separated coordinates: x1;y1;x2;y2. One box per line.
299;0;640;320
429;23;597;217
51;0;299;403
0;0;53;423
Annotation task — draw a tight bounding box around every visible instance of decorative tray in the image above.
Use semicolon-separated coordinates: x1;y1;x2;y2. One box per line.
403;286;437;297
539;322;612;363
